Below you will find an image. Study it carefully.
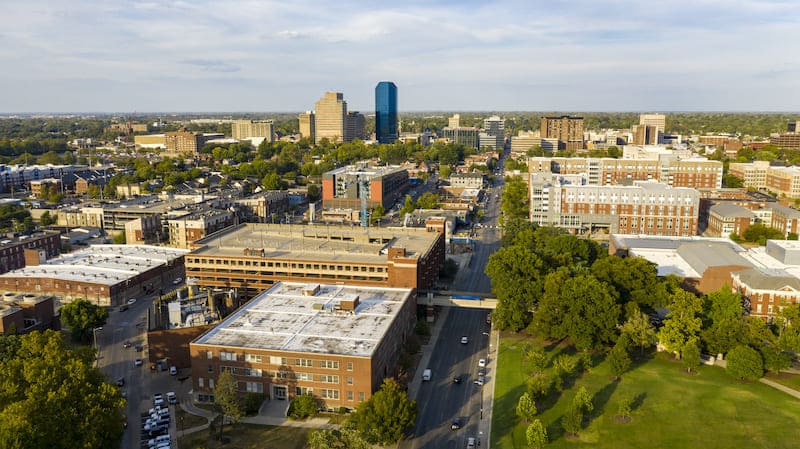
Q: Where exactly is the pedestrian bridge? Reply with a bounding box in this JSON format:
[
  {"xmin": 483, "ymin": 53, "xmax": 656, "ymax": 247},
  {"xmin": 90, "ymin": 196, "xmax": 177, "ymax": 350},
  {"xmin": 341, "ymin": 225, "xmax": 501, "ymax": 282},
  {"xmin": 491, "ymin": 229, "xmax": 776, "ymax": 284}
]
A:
[{"xmin": 417, "ymin": 290, "xmax": 498, "ymax": 309}]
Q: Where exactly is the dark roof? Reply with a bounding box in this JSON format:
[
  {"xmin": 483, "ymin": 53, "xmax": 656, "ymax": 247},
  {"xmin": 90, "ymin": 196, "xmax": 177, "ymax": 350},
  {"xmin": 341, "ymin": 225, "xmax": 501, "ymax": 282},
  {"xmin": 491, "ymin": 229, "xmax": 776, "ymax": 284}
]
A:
[
  {"xmin": 733, "ymin": 268, "xmax": 800, "ymax": 291},
  {"xmin": 677, "ymin": 241, "xmax": 753, "ymax": 275}
]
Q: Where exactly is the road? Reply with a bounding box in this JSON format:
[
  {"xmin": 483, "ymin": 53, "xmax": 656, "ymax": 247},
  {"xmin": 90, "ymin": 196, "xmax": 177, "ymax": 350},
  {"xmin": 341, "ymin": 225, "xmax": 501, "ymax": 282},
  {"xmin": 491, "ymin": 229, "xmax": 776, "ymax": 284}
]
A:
[
  {"xmin": 95, "ymin": 296, "xmax": 152, "ymax": 449},
  {"xmin": 402, "ymin": 308, "xmax": 491, "ymax": 449}
]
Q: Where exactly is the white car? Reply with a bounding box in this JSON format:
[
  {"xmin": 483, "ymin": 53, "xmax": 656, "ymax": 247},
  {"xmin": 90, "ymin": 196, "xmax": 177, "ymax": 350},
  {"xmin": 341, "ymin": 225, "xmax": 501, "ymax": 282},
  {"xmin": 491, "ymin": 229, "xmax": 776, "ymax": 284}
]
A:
[
  {"xmin": 467, "ymin": 437, "xmax": 476, "ymax": 448},
  {"xmin": 172, "ymin": 277, "xmax": 182, "ymax": 285},
  {"xmin": 478, "ymin": 358, "xmax": 487, "ymax": 368},
  {"xmin": 460, "ymin": 336, "xmax": 469, "ymax": 344},
  {"xmin": 127, "ymin": 298, "xmax": 137, "ymax": 305}
]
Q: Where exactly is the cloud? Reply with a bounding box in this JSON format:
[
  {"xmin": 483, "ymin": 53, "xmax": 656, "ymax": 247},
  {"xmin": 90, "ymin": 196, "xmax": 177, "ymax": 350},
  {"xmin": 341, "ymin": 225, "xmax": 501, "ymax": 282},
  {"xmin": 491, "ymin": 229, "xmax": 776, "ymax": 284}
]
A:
[{"xmin": 182, "ymin": 59, "xmax": 241, "ymax": 73}]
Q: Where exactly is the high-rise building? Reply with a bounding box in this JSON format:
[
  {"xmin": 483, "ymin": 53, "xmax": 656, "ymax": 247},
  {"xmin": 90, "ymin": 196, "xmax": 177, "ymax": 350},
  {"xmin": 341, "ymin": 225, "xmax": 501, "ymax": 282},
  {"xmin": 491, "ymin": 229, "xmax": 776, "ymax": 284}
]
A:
[
  {"xmin": 632, "ymin": 124, "xmax": 658, "ymax": 145},
  {"xmin": 346, "ymin": 112, "xmax": 366, "ymax": 142},
  {"xmin": 299, "ymin": 111, "xmax": 315, "ymax": 142},
  {"xmin": 482, "ymin": 115, "xmax": 505, "ymax": 150},
  {"xmin": 314, "ymin": 92, "xmax": 347, "ymax": 144},
  {"xmin": 375, "ymin": 82, "xmax": 398, "ymax": 144},
  {"xmin": 639, "ymin": 113, "xmax": 666, "ymax": 134},
  {"xmin": 231, "ymin": 119, "xmax": 275, "ymax": 144},
  {"xmin": 540, "ymin": 116, "xmax": 584, "ymax": 151},
  {"xmin": 789, "ymin": 121, "xmax": 799, "ymax": 133},
  {"xmin": 448, "ymin": 114, "xmax": 461, "ymax": 128}
]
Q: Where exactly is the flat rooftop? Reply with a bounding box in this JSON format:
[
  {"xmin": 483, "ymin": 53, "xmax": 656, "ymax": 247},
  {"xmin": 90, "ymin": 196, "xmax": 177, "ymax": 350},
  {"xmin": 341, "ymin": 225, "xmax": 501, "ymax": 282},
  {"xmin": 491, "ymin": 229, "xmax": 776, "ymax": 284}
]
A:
[
  {"xmin": 193, "ymin": 282, "xmax": 413, "ymax": 357},
  {"xmin": 0, "ymin": 244, "xmax": 188, "ymax": 286},
  {"xmin": 190, "ymin": 223, "xmax": 439, "ymax": 263},
  {"xmin": 326, "ymin": 164, "xmax": 406, "ymax": 178}
]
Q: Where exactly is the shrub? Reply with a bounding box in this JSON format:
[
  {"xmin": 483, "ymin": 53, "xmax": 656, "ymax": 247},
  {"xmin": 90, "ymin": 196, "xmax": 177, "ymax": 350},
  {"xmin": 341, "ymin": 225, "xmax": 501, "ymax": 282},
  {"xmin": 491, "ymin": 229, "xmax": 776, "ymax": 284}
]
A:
[
  {"xmin": 726, "ymin": 345, "xmax": 764, "ymax": 381},
  {"xmin": 244, "ymin": 393, "xmax": 265, "ymax": 415},
  {"xmin": 289, "ymin": 395, "xmax": 318, "ymax": 419}
]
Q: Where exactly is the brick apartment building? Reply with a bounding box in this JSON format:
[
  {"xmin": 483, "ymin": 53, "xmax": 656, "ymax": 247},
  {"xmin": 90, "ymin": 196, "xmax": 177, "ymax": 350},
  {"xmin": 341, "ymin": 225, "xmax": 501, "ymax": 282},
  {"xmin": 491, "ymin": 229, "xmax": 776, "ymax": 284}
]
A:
[
  {"xmin": 184, "ymin": 223, "xmax": 445, "ymax": 298},
  {"xmin": 540, "ymin": 116, "xmax": 584, "ymax": 151},
  {"xmin": 0, "ymin": 231, "xmax": 61, "ymax": 274},
  {"xmin": 322, "ymin": 164, "xmax": 409, "ymax": 212},
  {"xmin": 167, "ymin": 209, "xmax": 236, "ymax": 249},
  {"xmin": 189, "ymin": 282, "xmax": 416, "ymax": 410},
  {"xmin": 0, "ymin": 293, "xmax": 56, "ymax": 335},
  {"xmin": 530, "ymin": 174, "xmax": 700, "ymax": 236},
  {"xmin": 728, "ymin": 161, "xmax": 800, "ymax": 198},
  {"xmin": 707, "ymin": 203, "xmax": 755, "ymax": 238}
]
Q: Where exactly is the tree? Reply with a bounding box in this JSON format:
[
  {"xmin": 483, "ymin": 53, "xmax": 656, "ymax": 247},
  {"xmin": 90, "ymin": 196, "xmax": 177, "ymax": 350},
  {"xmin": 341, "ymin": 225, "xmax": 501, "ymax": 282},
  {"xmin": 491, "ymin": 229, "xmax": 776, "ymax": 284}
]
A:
[
  {"xmin": 526, "ymin": 419, "xmax": 548, "ymax": 449},
  {"xmin": 399, "ymin": 194, "xmax": 415, "ymax": 218},
  {"xmin": 349, "ymin": 378, "xmax": 417, "ymax": 445},
  {"xmin": 87, "ymin": 184, "xmax": 102, "ymax": 199},
  {"xmin": 290, "ymin": 394, "xmax": 318, "ymax": 419},
  {"xmin": 214, "ymin": 371, "xmax": 242, "ymax": 440},
  {"xmin": 262, "ymin": 172, "xmax": 283, "ymax": 190},
  {"xmin": 726, "ymin": 345, "xmax": 764, "ymax": 381},
  {"xmin": 658, "ymin": 289, "xmax": 703, "ymax": 358},
  {"xmin": 741, "ymin": 223, "xmax": 784, "ymax": 245},
  {"xmin": 523, "ymin": 344, "xmax": 547, "ymax": 373},
  {"xmin": 0, "ymin": 330, "xmax": 125, "ymax": 449},
  {"xmin": 552, "ymin": 354, "xmax": 577, "ymax": 391},
  {"xmin": 572, "ymin": 386, "xmax": 594, "ymax": 415},
  {"xmin": 439, "ymin": 165, "xmax": 452, "ymax": 179},
  {"xmin": 617, "ymin": 395, "xmax": 633, "ymax": 422},
  {"xmin": 486, "ymin": 246, "xmax": 546, "ymax": 331},
  {"xmin": 308, "ymin": 427, "xmax": 370, "ymax": 449},
  {"xmin": 371, "ymin": 203, "xmax": 385, "ymax": 225},
  {"xmin": 681, "ymin": 341, "xmax": 701, "ymax": 373},
  {"xmin": 619, "ymin": 306, "xmax": 657, "ymax": 356},
  {"xmin": 526, "ymin": 372, "xmax": 551, "ymax": 401},
  {"xmin": 416, "ymin": 192, "xmax": 439, "ymax": 209},
  {"xmin": 591, "ymin": 256, "xmax": 667, "ymax": 308},
  {"xmin": 112, "ymin": 232, "xmax": 126, "ymax": 244},
  {"xmin": 39, "ymin": 211, "xmax": 55, "ymax": 226},
  {"xmin": 609, "ymin": 342, "xmax": 632, "ymax": 380},
  {"xmin": 759, "ymin": 344, "xmax": 791, "ymax": 373},
  {"xmin": 561, "ymin": 404, "xmax": 583, "ymax": 436},
  {"xmin": 516, "ymin": 392, "xmax": 537, "ymax": 423},
  {"xmin": 501, "ymin": 175, "xmax": 529, "ymax": 222},
  {"xmin": 59, "ymin": 299, "xmax": 108, "ymax": 343},
  {"xmin": 307, "ymin": 184, "xmax": 321, "ymax": 202}
]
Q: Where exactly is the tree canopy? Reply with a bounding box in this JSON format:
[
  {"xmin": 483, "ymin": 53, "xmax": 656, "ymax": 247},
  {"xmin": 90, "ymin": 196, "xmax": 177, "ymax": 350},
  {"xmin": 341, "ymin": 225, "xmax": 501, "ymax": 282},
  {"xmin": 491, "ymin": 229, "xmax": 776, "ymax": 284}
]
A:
[
  {"xmin": 59, "ymin": 298, "xmax": 108, "ymax": 343},
  {"xmin": 349, "ymin": 378, "xmax": 417, "ymax": 445}
]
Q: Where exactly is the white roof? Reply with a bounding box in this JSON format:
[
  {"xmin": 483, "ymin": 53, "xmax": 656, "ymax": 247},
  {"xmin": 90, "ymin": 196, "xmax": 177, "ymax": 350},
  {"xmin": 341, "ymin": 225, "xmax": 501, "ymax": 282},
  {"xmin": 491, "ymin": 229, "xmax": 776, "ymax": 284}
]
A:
[
  {"xmin": 0, "ymin": 244, "xmax": 188, "ymax": 286},
  {"xmin": 629, "ymin": 248, "xmax": 700, "ymax": 278},
  {"xmin": 194, "ymin": 282, "xmax": 413, "ymax": 357}
]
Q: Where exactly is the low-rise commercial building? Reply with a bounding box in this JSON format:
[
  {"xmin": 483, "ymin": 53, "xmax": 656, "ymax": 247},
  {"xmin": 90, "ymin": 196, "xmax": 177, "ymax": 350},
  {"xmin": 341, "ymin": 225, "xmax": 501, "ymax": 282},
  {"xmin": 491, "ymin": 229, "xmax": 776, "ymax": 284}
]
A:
[
  {"xmin": 0, "ymin": 293, "xmax": 56, "ymax": 335},
  {"xmin": 707, "ymin": 203, "xmax": 755, "ymax": 238},
  {"xmin": 167, "ymin": 209, "xmax": 236, "ymax": 249},
  {"xmin": 185, "ymin": 223, "xmax": 445, "ymax": 297},
  {"xmin": 322, "ymin": 164, "xmax": 408, "ymax": 212},
  {"xmin": 0, "ymin": 231, "xmax": 61, "ymax": 274},
  {"xmin": 189, "ymin": 282, "xmax": 416, "ymax": 410}
]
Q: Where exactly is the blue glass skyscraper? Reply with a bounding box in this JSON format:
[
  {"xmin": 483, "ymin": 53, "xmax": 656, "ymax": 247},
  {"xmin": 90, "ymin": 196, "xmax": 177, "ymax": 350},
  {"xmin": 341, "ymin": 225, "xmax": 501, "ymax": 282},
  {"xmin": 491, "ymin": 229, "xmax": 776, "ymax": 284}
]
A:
[{"xmin": 375, "ymin": 81, "xmax": 398, "ymax": 144}]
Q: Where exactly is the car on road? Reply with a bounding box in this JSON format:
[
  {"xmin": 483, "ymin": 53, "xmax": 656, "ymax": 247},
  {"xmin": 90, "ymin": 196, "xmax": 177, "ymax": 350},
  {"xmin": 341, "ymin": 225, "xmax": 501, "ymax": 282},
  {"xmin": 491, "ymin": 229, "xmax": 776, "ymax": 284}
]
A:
[
  {"xmin": 172, "ymin": 277, "xmax": 182, "ymax": 285},
  {"xmin": 460, "ymin": 336, "xmax": 468, "ymax": 344},
  {"xmin": 167, "ymin": 391, "xmax": 177, "ymax": 404},
  {"xmin": 169, "ymin": 366, "xmax": 177, "ymax": 375},
  {"xmin": 478, "ymin": 358, "xmax": 487, "ymax": 368},
  {"xmin": 127, "ymin": 298, "xmax": 137, "ymax": 305},
  {"xmin": 467, "ymin": 437, "xmax": 476, "ymax": 448},
  {"xmin": 134, "ymin": 358, "xmax": 143, "ymax": 366},
  {"xmin": 474, "ymin": 376, "xmax": 485, "ymax": 386},
  {"xmin": 123, "ymin": 340, "xmax": 132, "ymax": 348},
  {"xmin": 478, "ymin": 368, "xmax": 486, "ymax": 377},
  {"xmin": 118, "ymin": 305, "xmax": 128, "ymax": 312},
  {"xmin": 450, "ymin": 418, "xmax": 462, "ymax": 430},
  {"xmin": 452, "ymin": 375, "xmax": 462, "ymax": 384},
  {"xmin": 115, "ymin": 377, "xmax": 124, "ymax": 387}
]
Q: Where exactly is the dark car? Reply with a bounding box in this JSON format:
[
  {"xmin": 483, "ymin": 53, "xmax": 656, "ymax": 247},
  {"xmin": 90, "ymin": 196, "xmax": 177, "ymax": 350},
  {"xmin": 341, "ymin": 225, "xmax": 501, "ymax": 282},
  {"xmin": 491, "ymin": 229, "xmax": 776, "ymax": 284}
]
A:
[
  {"xmin": 115, "ymin": 377, "xmax": 124, "ymax": 387},
  {"xmin": 123, "ymin": 341, "xmax": 132, "ymax": 348},
  {"xmin": 450, "ymin": 418, "xmax": 462, "ymax": 430},
  {"xmin": 453, "ymin": 375, "xmax": 462, "ymax": 384}
]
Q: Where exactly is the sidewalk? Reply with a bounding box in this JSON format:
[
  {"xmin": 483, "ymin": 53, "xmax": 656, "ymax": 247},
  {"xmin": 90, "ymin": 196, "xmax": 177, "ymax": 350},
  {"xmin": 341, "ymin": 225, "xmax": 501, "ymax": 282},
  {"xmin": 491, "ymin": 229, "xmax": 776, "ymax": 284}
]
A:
[
  {"xmin": 759, "ymin": 378, "xmax": 800, "ymax": 400},
  {"xmin": 407, "ymin": 306, "xmax": 451, "ymax": 401}
]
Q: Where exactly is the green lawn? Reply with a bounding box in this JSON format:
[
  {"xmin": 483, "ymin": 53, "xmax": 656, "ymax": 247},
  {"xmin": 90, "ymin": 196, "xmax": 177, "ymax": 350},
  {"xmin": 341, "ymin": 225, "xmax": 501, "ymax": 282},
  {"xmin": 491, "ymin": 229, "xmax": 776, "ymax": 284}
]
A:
[
  {"xmin": 178, "ymin": 423, "xmax": 310, "ymax": 449},
  {"xmin": 492, "ymin": 333, "xmax": 800, "ymax": 449},
  {"xmin": 765, "ymin": 372, "xmax": 800, "ymax": 391}
]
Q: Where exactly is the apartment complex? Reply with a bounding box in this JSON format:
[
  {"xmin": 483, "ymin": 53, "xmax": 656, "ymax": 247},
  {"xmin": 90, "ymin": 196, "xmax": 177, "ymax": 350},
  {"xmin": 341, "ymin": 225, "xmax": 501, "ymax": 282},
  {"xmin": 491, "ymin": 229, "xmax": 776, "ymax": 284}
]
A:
[
  {"xmin": 729, "ymin": 161, "xmax": 800, "ymax": 198},
  {"xmin": 530, "ymin": 174, "xmax": 700, "ymax": 236},
  {"xmin": 321, "ymin": 164, "xmax": 408, "ymax": 212},
  {"xmin": 638, "ymin": 113, "xmax": 666, "ymax": 134},
  {"xmin": 0, "ymin": 245, "xmax": 187, "ymax": 307},
  {"xmin": 529, "ymin": 156, "xmax": 722, "ymax": 189},
  {"xmin": 707, "ymin": 203, "xmax": 755, "ymax": 238},
  {"xmin": 184, "ymin": 223, "xmax": 445, "ymax": 297},
  {"xmin": 233, "ymin": 191, "xmax": 291, "ymax": 223},
  {"xmin": 480, "ymin": 115, "xmax": 505, "ymax": 150},
  {"xmin": 164, "ymin": 130, "xmax": 220, "ymax": 156},
  {"xmin": 540, "ymin": 116, "xmax": 584, "ymax": 151},
  {"xmin": 770, "ymin": 133, "xmax": 800, "ymax": 149},
  {"xmin": 231, "ymin": 120, "xmax": 275, "ymax": 144},
  {"xmin": 0, "ymin": 164, "xmax": 82, "ymax": 194},
  {"xmin": 0, "ymin": 231, "xmax": 61, "ymax": 274},
  {"xmin": 189, "ymin": 282, "xmax": 416, "ymax": 409},
  {"xmin": 632, "ymin": 125, "xmax": 658, "ymax": 145},
  {"xmin": 375, "ymin": 82, "xmax": 398, "ymax": 144},
  {"xmin": 167, "ymin": 209, "xmax": 236, "ymax": 249}
]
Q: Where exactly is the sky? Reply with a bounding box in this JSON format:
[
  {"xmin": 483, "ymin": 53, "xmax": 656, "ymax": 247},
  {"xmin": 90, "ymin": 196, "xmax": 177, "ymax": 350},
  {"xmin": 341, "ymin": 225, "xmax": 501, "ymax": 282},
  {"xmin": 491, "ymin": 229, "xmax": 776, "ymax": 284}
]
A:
[{"xmin": 1, "ymin": 0, "xmax": 799, "ymax": 113}]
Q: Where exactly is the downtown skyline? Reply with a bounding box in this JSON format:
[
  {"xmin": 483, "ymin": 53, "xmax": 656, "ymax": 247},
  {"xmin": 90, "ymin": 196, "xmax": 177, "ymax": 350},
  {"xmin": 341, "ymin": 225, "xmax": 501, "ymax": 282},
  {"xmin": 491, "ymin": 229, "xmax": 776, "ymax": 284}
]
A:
[{"xmin": 1, "ymin": 0, "xmax": 799, "ymax": 113}]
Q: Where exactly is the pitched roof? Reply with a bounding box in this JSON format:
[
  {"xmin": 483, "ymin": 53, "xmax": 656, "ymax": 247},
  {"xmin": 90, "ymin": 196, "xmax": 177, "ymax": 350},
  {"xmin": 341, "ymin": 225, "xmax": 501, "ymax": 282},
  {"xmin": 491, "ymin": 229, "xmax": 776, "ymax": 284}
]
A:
[
  {"xmin": 677, "ymin": 241, "xmax": 753, "ymax": 275},
  {"xmin": 709, "ymin": 203, "xmax": 754, "ymax": 219},
  {"xmin": 733, "ymin": 267, "xmax": 800, "ymax": 292}
]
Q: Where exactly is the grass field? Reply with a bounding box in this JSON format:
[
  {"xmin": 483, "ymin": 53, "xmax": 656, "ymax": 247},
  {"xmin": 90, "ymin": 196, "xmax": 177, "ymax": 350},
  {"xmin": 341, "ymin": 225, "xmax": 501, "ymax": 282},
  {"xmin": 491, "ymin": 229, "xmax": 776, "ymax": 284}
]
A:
[
  {"xmin": 492, "ymin": 333, "xmax": 800, "ymax": 449},
  {"xmin": 766, "ymin": 372, "xmax": 800, "ymax": 391},
  {"xmin": 177, "ymin": 423, "xmax": 310, "ymax": 449}
]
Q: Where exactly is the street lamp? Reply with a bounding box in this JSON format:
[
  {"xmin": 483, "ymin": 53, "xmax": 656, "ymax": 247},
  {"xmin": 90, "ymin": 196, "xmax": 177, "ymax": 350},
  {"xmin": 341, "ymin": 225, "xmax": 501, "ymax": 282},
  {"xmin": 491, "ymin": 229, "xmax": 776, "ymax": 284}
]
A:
[{"xmin": 92, "ymin": 327, "xmax": 102, "ymax": 366}]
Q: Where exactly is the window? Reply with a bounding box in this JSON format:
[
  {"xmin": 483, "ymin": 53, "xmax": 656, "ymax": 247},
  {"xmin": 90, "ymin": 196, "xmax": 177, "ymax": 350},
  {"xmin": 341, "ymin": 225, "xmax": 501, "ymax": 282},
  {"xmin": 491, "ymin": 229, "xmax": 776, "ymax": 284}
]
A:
[
  {"xmin": 246, "ymin": 354, "xmax": 263, "ymax": 363},
  {"xmin": 270, "ymin": 356, "xmax": 287, "ymax": 365},
  {"xmin": 198, "ymin": 377, "xmax": 204, "ymax": 388},
  {"xmin": 320, "ymin": 360, "xmax": 339, "ymax": 369},
  {"xmin": 321, "ymin": 389, "xmax": 340, "ymax": 399},
  {"xmin": 296, "ymin": 387, "xmax": 313, "ymax": 395},
  {"xmin": 347, "ymin": 377, "xmax": 353, "ymax": 385},
  {"xmin": 208, "ymin": 365, "xmax": 214, "ymax": 373},
  {"xmin": 358, "ymin": 392, "xmax": 365, "ymax": 402},
  {"xmin": 209, "ymin": 379, "xmax": 215, "ymax": 389},
  {"xmin": 296, "ymin": 372, "xmax": 313, "ymax": 381},
  {"xmin": 346, "ymin": 362, "xmax": 353, "ymax": 371},
  {"xmin": 347, "ymin": 391, "xmax": 354, "ymax": 401},
  {"xmin": 246, "ymin": 382, "xmax": 264, "ymax": 393},
  {"xmin": 220, "ymin": 351, "xmax": 237, "ymax": 361},
  {"xmin": 319, "ymin": 375, "xmax": 339, "ymax": 384},
  {"xmin": 295, "ymin": 358, "xmax": 313, "ymax": 367}
]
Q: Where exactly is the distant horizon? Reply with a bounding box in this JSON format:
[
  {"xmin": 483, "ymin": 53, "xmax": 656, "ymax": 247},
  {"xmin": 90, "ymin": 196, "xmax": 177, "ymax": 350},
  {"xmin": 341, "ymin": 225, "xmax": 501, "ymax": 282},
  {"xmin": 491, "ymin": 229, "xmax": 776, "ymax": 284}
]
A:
[
  {"xmin": 2, "ymin": 110, "xmax": 799, "ymax": 116},
  {"xmin": 1, "ymin": 1, "xmax": 798, "ymax": 112}
]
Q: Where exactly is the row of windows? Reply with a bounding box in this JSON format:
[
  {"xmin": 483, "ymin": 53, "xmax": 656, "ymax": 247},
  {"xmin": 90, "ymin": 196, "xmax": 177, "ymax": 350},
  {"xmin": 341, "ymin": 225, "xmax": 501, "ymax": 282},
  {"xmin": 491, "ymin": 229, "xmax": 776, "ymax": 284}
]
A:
[
  {"xmin": 206, "ymin": 351, "xmax": 350, "ymax": 370},
  {"xmin": 221, "ymin": 366, "xmax": 263, "ymax": 377},
  {"xmin": 187, "ymin": 257, "xmax": 387, "ymax": 273}
]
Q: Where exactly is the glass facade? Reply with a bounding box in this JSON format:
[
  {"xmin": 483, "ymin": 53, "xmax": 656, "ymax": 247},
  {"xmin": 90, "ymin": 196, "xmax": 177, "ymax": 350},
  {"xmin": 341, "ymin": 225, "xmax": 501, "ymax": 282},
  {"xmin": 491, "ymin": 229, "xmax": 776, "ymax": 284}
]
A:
[{"xmin": 375, "ymin": 81, "xmax": 398, "ymax": 144}]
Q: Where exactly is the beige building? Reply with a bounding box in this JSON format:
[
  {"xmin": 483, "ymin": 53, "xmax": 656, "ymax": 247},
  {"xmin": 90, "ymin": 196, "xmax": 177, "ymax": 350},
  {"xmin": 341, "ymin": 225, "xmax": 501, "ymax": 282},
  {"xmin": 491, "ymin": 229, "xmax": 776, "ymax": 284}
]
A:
[
  {"xmin": 232, "ymin": 120, "xmax": 275, "ymax": 144},
  {"xmin": 116, "ymin": 183, "xmax": 143, "ymax": 198},
  {"xmin": 540, "ymin": 116, "xmax": 584, "ymax": 151},
  {"xmin": 167, "ymin": 209, "xmax": 236, "ymax": 249},
  {"xmin": 314, "ymin": 92, "xmax": 347, "ymax": 144},
  {"xmin": 125, "ymin": 215, "xmax": 163, "ymax": 245},
  {"xmin": 729, "ymin": 162, "xmax": 800, "ymax": 198},
  {"xmin": 134, "ymin": 134, "xmax": 166, "ymax": 149},
  {"xmin": 299, "ymin": 111, "xmax": 315, "ymax": 142},
  {"xmin": 510, "ymin": 130, "xmax": 541, "ymax": 154},
  {"xmin": 638, "ymin": 113, "xmax": 666, "ymax": 134},
  {"xmin": 728, "ymin": 161, "xmax": 769, "ymax": 190}
]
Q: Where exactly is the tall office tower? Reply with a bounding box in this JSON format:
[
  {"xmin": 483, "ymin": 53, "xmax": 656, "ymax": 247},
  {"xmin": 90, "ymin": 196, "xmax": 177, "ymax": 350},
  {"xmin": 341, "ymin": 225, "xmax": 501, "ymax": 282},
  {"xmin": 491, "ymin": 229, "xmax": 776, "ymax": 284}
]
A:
[
  {"xmin": 375, "ymin": 81, "xmax": 398, "ymax": 144},
  {"xmin": 789, "ymin": 121, "xmax": 799, "ymax": 133},
  {"xmin": 299, "ymin": 111, "xmax": 315, "ymax": 142},
  {"xmin": 639, "ymin": 113, "xmax": 666, "ymax": 134},
  {"xmin": 346, "ymin": 112, "xmax": 366, "ymax": 141},
  {"xmin": 540, "ymin": 115, "xmax": 584, "ymax": 151},
  {"xmin": 632, "ymin": 124, "xmax": 658, "ymax": 145},
  {"xmin": 483, "ymin": 115, "xmax": 505, "ymax": 150},
  {"xmin": 232, "ymin": 119, "xmax": 275, "ymax": 143},
  {"xmin": 314, "ymin": 92, "xmax": 347, "ymax": 144},
  {"xmin": 448, "ymin": 114, "xmax": 461, "ymax": 128}
]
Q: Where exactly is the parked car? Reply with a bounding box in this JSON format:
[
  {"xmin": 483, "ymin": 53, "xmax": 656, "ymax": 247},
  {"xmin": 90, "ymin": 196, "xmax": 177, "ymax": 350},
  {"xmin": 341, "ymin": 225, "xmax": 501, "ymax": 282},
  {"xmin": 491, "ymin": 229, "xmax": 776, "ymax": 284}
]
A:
[
  {"xmin": 172, "ymin": 277, "xmax": 182, "ymax": 285},
  {"xmin": 450, "ymin": 418, "xmax": 462, "ymax": 430},
  {"xmin": 115, "ymin": 377, "xmax": 124, "ymax": 387},
  {"xmin": 127, "ymin": 298, "xmax": 137, "ymax": 305},
  {"xmin": 474, "ymin": 376, "xmax": 485, "ymax": 386},
  {"xmin": 467, "ymin": 437, "xmax": 476, "ymax": 448},
  {"xmin": 460, "ymin": 336, "xmax": 469, "ymax": 344},
  {"xmin": 134, "ymin": 358, "xmax": 143, "ymax": 367},
  {"xmin": 167, "ymin": 391, "xmax": 177, "ymax": 404},
  {"xmin": 478, "ymin": 358, "xmax": 487, "ymax": 368},
  {"xmin": 452, "ymin": 375, "xmax": 462, "ymax": 384},
  {"xmin": 123, "ymin": 341, "xmax": 132, "ymax": 348},
  {"xmin": 169, "ymin": 366, "xmax": 177, "ymax": 375}
]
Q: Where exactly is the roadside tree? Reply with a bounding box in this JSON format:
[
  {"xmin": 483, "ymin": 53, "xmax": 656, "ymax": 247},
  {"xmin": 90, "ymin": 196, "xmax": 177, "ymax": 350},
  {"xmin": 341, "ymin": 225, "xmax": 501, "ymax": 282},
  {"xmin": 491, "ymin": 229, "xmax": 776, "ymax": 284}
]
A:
[
  {"xmin": 349, "ymin": 378, "xmax": 417, "ymax": 445},
  {"xmin": 59, "ymin": 298, "xmax": 108, "ymax": 343}
]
